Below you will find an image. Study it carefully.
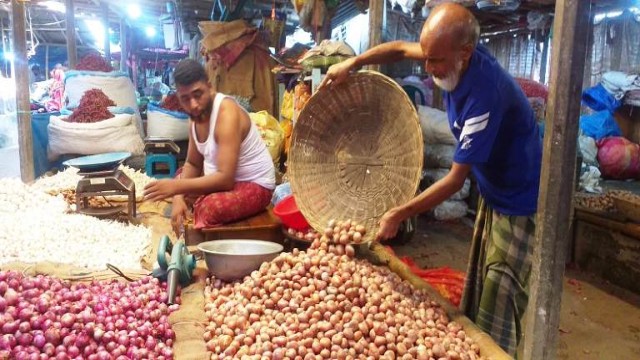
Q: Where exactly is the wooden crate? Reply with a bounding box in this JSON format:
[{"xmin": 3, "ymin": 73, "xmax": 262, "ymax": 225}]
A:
[{"xmin": 184, "ymin": 208, "xmax": 284, "ymax": 246}]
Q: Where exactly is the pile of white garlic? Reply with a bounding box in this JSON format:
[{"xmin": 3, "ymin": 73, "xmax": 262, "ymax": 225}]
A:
[
  {"xmin": 0, "ymin": 179, "xmax": 152, "ymax": 270},
  {"xmin": 0, "ymin": 179, "xmax": 68, "ymax": 214},
  {"xmin": 32, "ymin": 165, "xmax": 155, "ymax": 201}
]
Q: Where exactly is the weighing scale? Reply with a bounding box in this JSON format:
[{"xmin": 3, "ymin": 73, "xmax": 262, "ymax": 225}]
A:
[
  {"xmin": 144, "ymin": 137, "xmax": 180, "ymax": 178},
  {"xmin": 63, "ymin": 152, "xmax": 136, "ymax": 220}
]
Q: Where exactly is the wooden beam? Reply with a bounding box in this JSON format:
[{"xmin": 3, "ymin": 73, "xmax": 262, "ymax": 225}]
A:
[
  {"xmin": 120, "ymin": 19, "xmax": 128, "ymax": 73},
  {"xmin": 522, "ymin": 0, "xmax": 592, "ymax": 359},
  {"xmin": 11, "ymin": 0, "xmax": 35, "ymax": 183},
  {"xmin": 65, "ymin": 0, "xmax": 77, "ymax": 68},
  {"xmin": 366, "ymin": 0, "xmax": 384, "ymax": 72}
]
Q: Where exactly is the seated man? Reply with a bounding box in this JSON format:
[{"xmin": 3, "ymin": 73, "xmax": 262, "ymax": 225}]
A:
[{"xmin": 143, "ymin": 59, "xmax": 275, "ymax": 236}]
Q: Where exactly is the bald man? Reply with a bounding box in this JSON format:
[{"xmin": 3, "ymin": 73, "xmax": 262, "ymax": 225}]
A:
[{"xmin": 320, "ymin": 3, "xmax": 541, "ymax": 356}]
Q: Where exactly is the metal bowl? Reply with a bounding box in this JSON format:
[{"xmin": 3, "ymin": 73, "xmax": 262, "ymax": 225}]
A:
[{"xmin": 197, "ymin": 240, "xmax": 284, "ymax": 281}]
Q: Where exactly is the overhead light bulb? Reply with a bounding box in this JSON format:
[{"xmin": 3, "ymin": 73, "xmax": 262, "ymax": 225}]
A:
[
  {"xmin": 127, "ymin": 4, "xmax": 142, "ymax": 19},
  {"xmin": 145, "ymin": 26, "xmax": 156, "ymax": 38}
]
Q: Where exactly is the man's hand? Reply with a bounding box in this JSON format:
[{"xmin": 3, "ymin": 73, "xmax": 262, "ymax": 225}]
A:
[
  {"xmin": 318, "ymin": 58, "xmax": 356, "ymax": 89},
  {"xmin": 171, "ymin": 197, "xmax": 190, "ymax": 237},
  {"xmin": 143, "ymin": 179, "xmax": 178, "ymax": 202},
  {"xmin": 376, "ymin": 208, "xmax": 406, "ymax": 241}
]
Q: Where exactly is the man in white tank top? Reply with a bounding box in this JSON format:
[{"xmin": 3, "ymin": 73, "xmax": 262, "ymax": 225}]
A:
[{"xmin": 144, "ymin": 59, "xmax": 275, "ymax": 235}]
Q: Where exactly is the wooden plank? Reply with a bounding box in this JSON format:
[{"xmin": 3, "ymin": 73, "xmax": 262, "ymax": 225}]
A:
[
  {"xmin": 11, "ymin": 0, "xmax": 35, "ymax": 183},
  {"xmin": 366, "ymin": 0, "xmax": 384, "ymax": 72},
  {"xmin": 65, "ymin": 0, "xmax": 77, "ymax": 68},
  {"xmin": 522, "ymin": 0, "xmax": 592, "ymax": 359},
  {"xmin": 575, "ymin": 210, "xmax": 640, "ymax": 239},
  {"xmin": 573, "ymin": 220, "xmax": 640, "ymax": 295}
]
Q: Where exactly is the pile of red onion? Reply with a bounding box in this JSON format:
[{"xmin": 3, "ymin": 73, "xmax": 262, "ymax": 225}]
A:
[{"xmin": 0, "ymin": 271, "xmax": 179, "ymax": 359}]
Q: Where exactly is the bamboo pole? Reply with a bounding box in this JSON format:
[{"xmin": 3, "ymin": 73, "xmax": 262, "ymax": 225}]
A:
[
  {"xmin": 120, "ymin": 20, "xmax": 128, "ymax": 73},
  {"xmin": 65, "ymin": 0, "xmax": 77, "ymax": 68},
  {"xmin": 102, "ymin": 1, "xmax": 110, "ymax": 62},
  {"xmin": 11, "ymin": 0, "xmax": 34, "ymax": 183}
]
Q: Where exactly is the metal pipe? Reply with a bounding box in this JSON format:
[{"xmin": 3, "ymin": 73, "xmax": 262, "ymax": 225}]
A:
[{"xmin": 65, "ymin": 0, "xmax": 77, "ymax": 68}]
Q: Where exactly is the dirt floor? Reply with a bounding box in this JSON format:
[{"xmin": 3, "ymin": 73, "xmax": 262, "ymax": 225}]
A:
[{"xmin": 392, "ymin": 216, "xmax": 640, "ymax": 360}]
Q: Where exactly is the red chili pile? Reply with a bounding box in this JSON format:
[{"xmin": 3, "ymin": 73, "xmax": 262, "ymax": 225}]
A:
[
  {"xmin": 514, "ymin": 77, "xmax": 549, "ymax": 101},
  {"xmin": 160, "ymin": 94, "xmax": 185, "ymax": 113},
  {"xmin": 67, "ymin": 89, "xmax": 116, "ymax": 123},
  {"xmin": 76, "ymin": 54, "xmax": 113, "ymax": 72},
  {"xmin": 0, "ymin": 271, "xmax": 178, "ymax": 359},
  {"xmin": 400, "ymin": 258, "xmax": 465, "ymax": 307}
]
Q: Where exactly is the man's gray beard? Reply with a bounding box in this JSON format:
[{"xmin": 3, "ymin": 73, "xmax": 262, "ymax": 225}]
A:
[{"xmin": 433, "ymin": 60, "xmax": 463, "ymax": 92}]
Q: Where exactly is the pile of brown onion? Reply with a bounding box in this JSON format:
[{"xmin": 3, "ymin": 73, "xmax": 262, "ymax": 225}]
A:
[{"xmin": 204, "ymin": 220, "xmax": 483, "ymax": 359}]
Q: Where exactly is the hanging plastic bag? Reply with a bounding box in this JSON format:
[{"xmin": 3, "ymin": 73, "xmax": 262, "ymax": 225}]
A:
[
  {"xmin": 249, "ymin": 111, "xmax": 285, "ymax": 165},
  {"xmin": 579, "ymin": 111, "xmax": 622, "ymax": 141}
]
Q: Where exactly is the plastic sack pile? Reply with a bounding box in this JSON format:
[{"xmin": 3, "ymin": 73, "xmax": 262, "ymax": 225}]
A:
[{"xmin": 418, "ymin": 105, "xmax": 470, "ymax": 220}]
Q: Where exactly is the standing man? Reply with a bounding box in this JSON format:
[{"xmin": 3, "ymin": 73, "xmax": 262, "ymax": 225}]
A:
[
  {"xmin": 144, "ymin": 59, "xmax": 275, "ymax": 236},
  {"xmin": 320, "ymin": 3, "xmax": 541, "ymax": 356}
]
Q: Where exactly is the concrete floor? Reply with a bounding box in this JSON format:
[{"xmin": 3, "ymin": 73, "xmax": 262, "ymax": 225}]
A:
[{"xmin": 391, "ymin": 216, "xmax": 640, "ymax": 360}]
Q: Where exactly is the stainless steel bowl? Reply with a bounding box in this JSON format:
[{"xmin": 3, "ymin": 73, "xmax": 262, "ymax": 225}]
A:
[{"xmin": 197, "ymin": 240, "xmax": 284, "ymax": 281}]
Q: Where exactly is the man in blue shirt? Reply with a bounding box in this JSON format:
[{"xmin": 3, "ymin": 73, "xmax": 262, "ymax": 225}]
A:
[{"xmin": 320, "ymin": 3, "xmax": 541, "ymax": 356}]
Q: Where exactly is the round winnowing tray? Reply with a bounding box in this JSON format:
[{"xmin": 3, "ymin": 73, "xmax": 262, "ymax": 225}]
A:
[{"xmin": 288, "ymin": 71, "xmax": 424, "ymax": 241}]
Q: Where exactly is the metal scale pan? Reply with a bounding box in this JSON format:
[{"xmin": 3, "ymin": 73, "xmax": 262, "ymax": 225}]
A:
[{"xmin": 63, "ymin": 152, "xmax": 136, "ymax": 219}]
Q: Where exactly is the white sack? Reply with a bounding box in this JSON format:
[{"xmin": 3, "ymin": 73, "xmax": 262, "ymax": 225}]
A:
[
  {"xmin": 422, "ymin": 168, "xmax": 470, "ymax": 200},
  {"xmin": 146, "ymin": 105, "xmax": 190, "ymax": 141},
  {"xmin": 417, "ymin": 105, "xmax": 457, "ymax": 145},
  {"xmin": 47, "ymin": 114, "xmax": 144, "ymax": 160},
  {"xmin": 433, "ymin": 200, "xmax": 469, "ymax": 221},
  {"xmin": 424, "ymin": 144, "xmax": 456, "ymax": 168},
  {"xmin": 64, "ymin": 70, "xmax": 137, "ymax": 110}
]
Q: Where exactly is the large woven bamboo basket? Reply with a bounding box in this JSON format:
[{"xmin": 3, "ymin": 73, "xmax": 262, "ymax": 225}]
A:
[{"xmin": 288, "ymin": 71, "xmax": 424, "ymax": 241}]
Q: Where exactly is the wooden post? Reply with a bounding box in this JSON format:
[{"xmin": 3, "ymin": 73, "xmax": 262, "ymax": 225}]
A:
[
  {"xmin": 120, "ymin": 20, "xmax": 128, "ymax": 73},
  {"xmin": 11, "ymin": 0, "xmax": 35, "ymax": 182},
  {"xmin": 367, "ymin": 0, "xmax": 384, "ymax": 72},
  {"xmin": 65, "ymin": 0, "xmax": 77, "ymax": 68},
  {"xmin": 102, "ymin": 2, "xmax": 110, "ymax": 62},
  {"xmin": 522, "ymin": 1, "xmax": 591, "ymax": 359}
]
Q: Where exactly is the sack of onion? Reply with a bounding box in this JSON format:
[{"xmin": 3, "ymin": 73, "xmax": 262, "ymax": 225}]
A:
[{"xmin": 203, "ymin": 219, "xmax": 484, "ymax": 359}]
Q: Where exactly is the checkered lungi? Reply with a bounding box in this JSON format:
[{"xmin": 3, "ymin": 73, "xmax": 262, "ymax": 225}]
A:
[{"xmin": 460, "ymin": 196, "xmax": 536, "ymax": 357}]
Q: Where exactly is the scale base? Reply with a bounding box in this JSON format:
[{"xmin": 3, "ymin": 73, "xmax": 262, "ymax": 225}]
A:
[
  {"xmin": 76, "ymin": 169, "xmax": 137, "ymax": 222},
  {"xmin": 77, "ymin": 205, "xmax": 126, "ymax": 217}
]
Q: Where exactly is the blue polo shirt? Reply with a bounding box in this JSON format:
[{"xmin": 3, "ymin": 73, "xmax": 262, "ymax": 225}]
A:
[{"xmin": 443, "ymin": 45, "xmax": 542, "ymax": 216}]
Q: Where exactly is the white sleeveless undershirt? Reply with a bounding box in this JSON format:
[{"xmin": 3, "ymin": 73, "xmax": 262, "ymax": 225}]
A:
[{"xmin": 192, "ymin": 93, "xmax": 275, "ymax": 190}]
